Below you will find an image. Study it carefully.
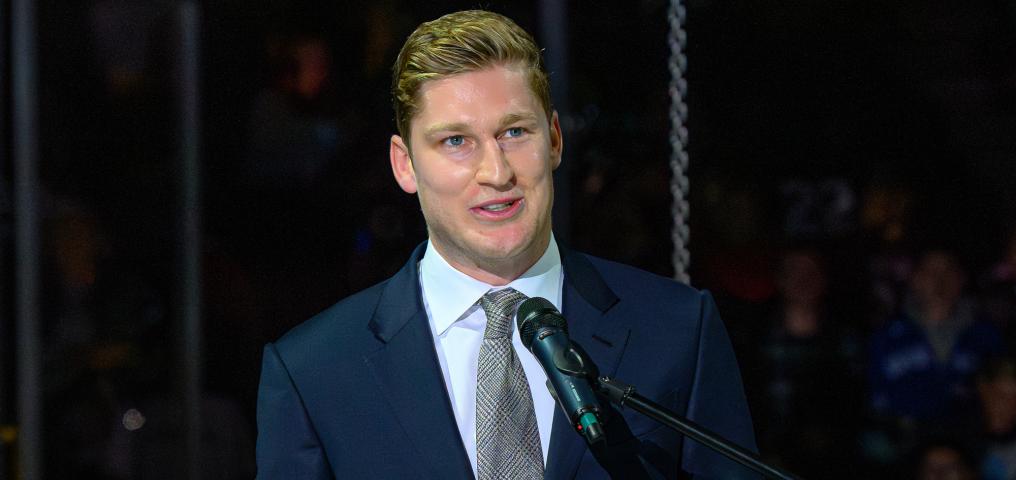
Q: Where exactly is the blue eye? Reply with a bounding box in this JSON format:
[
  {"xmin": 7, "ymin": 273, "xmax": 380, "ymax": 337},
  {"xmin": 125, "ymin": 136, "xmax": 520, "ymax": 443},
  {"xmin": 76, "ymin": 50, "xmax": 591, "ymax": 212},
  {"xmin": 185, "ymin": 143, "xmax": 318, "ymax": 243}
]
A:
[
  {"xmin": 444, "ymin": 135, "xmax": 465, "ymax": 147},
  {"xmin": 505, "ymin": 127, "xmax": 524, "ymax": 138}
]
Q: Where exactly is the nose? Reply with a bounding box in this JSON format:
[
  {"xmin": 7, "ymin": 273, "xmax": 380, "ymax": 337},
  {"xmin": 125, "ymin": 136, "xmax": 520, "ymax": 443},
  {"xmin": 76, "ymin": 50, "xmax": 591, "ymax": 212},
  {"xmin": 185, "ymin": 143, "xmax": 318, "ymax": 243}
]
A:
[{"xmin": 475, "ymin": 138, "xmax": 515, "ymax": 189}]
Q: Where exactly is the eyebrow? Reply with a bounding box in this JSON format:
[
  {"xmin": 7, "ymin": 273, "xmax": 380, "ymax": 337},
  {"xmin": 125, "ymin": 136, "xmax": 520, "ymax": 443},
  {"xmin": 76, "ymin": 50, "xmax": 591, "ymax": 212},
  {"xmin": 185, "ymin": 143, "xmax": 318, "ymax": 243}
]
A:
[
  {"xmin": 499, "ymin": 112, "xmax": 539, "ymax": 128},
  {"xmin": 423, "ymin": 122, "xmax": 470, "ymax": 139}
]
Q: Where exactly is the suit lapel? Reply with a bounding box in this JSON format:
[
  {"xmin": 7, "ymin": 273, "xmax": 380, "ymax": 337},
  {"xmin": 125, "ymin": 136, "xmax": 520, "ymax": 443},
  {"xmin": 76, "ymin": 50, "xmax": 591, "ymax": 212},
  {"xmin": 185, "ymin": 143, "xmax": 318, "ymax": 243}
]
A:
[
  {"xmin": 363, "ymin": 244, "xmax": 474, "ymax": 480},
  {"xmin": 545, "ymin": 248, "xmax": 631, "ymax": 480}
]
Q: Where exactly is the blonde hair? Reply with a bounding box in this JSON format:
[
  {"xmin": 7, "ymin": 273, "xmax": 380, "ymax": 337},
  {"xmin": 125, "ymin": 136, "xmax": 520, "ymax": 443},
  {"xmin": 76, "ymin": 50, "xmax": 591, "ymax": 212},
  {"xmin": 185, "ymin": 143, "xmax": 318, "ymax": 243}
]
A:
[{"xmin": 391, "ymin": 10, "xmax": 552, "ymax": 141}]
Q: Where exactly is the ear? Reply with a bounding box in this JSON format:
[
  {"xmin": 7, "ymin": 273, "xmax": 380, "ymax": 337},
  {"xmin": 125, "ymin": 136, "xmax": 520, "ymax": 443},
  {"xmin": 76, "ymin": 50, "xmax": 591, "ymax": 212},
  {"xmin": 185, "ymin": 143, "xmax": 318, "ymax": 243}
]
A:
[
  {"xmin": 549, "ymin": 110, "xmax": 564, "ymax": 170},
  {"xmin": 390, "ymin": 134, "xmax": 417, "ymax": 194}
]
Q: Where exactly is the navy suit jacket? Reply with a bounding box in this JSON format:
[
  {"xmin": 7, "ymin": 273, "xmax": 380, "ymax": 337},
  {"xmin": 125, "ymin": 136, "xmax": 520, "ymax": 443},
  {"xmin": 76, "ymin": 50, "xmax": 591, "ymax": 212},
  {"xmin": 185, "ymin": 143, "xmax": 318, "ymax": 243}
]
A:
[{"xmin": 256, "ymin": 244, "xmax": 759, "ymax": 479}]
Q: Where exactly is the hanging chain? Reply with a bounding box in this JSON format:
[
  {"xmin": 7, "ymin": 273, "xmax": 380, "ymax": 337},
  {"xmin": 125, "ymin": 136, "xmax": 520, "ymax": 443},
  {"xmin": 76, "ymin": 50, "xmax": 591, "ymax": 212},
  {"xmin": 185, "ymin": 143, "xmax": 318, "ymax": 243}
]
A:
[{"xmin": 668, "ymin": 0, "xmax": 691, "ymax": 283}]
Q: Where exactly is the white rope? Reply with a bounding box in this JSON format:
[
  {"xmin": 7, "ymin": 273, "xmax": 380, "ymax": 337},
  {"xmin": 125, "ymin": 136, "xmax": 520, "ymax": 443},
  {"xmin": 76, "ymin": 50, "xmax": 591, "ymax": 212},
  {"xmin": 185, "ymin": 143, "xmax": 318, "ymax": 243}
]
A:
[{"xmin": 668, "ymin": 0, "xmax": 691, "ymax": 283}]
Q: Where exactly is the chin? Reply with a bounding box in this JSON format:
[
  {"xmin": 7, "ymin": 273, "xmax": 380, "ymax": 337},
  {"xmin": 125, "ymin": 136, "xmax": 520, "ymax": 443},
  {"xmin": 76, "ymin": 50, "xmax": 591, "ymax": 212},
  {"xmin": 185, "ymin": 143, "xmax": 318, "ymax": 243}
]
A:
[
  {"xmin": 472, "ymin": 240, "xmax": 527, "ymax": 262},
  {"xmin": 476, "ymin": 227, "xmax": 537, "ymax": 257}
]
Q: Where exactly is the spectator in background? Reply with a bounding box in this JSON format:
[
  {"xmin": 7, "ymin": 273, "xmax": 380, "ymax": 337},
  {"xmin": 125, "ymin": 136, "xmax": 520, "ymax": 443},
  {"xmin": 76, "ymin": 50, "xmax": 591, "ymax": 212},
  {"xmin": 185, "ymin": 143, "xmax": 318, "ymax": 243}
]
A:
[
  {"xmin": 861, "ymin": 184, "xmax": 916, "ymax": 331},
  {"xmin": 869, "ymin": 248, "xmax": 1005, "ymax": 429},
  {"xmin": 971, "ymin": 357, "xmax": 1016, "ymax": 480},
  {"xmin": 234, "ymin": 32, "xmax": 359, "ymax": 312},
  {"xmin": 42, "ymin": 201, "xmax": 256, "ymax": 479},
  {"xmin": 751, "ymin": 248, "xmax": 864, "ymax": 479},
  {"xmin": 913, "ymin": 440, "xmax": 979, "ymax": 480},
  {"xmin": 245, "ymin": 33, "xmax": 340, "ymax": 191}
]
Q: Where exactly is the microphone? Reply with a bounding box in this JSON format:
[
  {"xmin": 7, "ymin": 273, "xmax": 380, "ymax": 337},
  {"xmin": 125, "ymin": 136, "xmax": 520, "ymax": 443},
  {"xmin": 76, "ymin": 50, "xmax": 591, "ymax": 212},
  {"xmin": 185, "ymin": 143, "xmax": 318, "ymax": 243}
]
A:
[{"xmin": 516, "ymin": 297, "xmax": 605, "ymax": 444}]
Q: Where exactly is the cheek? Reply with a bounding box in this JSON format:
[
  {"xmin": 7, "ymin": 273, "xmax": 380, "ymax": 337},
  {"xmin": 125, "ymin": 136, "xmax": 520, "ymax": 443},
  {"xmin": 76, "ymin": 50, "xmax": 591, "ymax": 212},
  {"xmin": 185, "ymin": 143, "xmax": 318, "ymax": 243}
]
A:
[
  {"xmin": 416, "ymin": 160, "xmax": 476, "ymax": 199},
  {"xmin": 521, "ymin": 149, "xmax": 555, "ymax": 186}
]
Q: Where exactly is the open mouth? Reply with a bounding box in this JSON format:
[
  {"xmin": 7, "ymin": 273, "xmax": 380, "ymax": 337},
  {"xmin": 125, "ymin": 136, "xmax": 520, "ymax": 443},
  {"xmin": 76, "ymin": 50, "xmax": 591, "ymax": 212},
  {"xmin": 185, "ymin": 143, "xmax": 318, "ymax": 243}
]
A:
[
  {"xmin": 472, "ymin": 198, "xmax": 523, "ymax": 219},
  {"xmin": 480, "ymin": 201, "xmax": 516, "ymax": 212}
]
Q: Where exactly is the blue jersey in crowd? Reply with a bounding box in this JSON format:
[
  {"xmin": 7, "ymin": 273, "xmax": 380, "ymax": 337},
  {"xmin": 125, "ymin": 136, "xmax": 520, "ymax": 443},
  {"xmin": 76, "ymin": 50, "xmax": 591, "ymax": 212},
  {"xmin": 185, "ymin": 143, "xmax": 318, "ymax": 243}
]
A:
[{"xmin": 869, "ymin": 313, "xmax": 1005, "ymax": 421}]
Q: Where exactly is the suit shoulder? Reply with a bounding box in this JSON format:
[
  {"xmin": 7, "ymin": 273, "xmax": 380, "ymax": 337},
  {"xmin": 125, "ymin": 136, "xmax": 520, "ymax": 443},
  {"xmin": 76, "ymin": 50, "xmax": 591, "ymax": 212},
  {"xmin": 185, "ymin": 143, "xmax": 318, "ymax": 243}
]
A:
[
  {"xmin": 582, "ymin": 253, "xmax": 706, "ymax": 306},
  {"xmin": 273, "ymin": 279, "xmax": 389, "ymax": 354}
]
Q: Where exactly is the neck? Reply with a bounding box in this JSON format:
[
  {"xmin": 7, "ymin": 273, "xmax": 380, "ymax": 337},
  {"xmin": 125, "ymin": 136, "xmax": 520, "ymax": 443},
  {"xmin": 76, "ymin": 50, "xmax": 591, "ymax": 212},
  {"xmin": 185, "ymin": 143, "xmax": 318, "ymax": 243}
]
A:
[{"xmin": 431, "ymin": 234, "xmax": 551, "ymax": 287}]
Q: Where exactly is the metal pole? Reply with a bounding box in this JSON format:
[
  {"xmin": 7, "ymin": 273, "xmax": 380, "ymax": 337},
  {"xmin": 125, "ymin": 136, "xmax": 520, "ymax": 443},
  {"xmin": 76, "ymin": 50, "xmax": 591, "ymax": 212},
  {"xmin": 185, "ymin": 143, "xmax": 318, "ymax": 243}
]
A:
[
  {"xmin": 176, "ymin": 3, "xmax": 203, "ymax": 479},
  {"xmin": 539, "ymin": 0, "xmax": 572, "ymax": 244},
  {"xmin": 1, "ymin": 0, "xmax": 10, "ymax": 476},
  {"xmin": 11, "ymin": 0, "xmax": 43, "ymax": 476},
  {"xmin": 1, "ymin": 0, "xmax": 8, "ymax": 431}
]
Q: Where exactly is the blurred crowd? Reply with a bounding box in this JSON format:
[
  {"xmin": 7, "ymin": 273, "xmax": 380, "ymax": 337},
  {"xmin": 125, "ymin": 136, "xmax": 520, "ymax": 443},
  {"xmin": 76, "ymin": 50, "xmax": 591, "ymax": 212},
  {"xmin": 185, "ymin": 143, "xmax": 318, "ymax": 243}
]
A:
[{"xmin": 707, "ymin": 230, "xmax": 1016, "ymax": 480}]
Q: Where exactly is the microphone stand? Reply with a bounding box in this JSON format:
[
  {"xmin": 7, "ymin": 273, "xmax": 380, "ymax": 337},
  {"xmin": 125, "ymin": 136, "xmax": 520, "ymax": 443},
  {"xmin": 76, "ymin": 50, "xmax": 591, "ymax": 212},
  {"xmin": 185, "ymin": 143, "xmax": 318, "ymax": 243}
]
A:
[
  {"xmin": 544, "ymin": 335, "xmax": 803, "ymax": 479},
  {"xmin": 596, "ymin": 376, "xmax": 803, "ymax": 480}
]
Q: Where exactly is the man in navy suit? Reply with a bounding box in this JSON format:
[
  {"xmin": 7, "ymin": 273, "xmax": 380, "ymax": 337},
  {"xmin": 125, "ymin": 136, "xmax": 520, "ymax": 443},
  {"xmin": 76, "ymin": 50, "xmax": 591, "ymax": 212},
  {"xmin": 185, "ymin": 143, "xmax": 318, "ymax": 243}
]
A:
[{"xmin": 256, "ymin": 10, "xmax": 758, "ymax": 479}]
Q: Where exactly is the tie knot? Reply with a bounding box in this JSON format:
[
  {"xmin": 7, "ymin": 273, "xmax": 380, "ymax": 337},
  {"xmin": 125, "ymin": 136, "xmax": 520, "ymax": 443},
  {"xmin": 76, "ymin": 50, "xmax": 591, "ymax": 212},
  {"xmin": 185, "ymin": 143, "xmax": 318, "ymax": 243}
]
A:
[{"xmin": 480, "ymin": 288, "xmax": 528, "ymax": 339}]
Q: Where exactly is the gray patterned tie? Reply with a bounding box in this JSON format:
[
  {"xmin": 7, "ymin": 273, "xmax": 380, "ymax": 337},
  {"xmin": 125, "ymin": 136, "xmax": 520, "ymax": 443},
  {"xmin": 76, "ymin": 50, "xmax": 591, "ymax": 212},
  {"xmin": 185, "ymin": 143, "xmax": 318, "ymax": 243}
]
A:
[{"xmin": 476, "ymin": 288, "xmax": 544, "ymax": 480}]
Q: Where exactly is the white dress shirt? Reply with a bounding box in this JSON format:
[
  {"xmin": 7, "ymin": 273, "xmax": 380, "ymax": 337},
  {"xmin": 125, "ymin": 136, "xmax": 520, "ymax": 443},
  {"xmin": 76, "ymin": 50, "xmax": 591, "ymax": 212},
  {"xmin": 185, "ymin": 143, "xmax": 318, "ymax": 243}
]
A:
[{"xmin": 419, "ymin": 236, "xmax": 563, "ymax": 477}]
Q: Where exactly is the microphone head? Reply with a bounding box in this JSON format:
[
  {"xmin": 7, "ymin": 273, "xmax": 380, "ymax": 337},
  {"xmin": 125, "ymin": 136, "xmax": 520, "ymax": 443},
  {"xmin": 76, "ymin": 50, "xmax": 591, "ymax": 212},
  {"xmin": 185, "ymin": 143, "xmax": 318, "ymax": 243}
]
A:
[{"xmin": 516, "ymin": 297, "xmax": 567, "ymax": 349}]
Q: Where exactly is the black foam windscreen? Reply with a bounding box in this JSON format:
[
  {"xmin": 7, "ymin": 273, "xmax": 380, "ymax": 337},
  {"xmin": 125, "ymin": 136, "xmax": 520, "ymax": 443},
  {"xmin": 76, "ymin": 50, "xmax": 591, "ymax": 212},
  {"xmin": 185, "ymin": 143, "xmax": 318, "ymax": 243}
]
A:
[{"xmin": 516, "ymin": 297, "xmax": 567, "ymax": 349}]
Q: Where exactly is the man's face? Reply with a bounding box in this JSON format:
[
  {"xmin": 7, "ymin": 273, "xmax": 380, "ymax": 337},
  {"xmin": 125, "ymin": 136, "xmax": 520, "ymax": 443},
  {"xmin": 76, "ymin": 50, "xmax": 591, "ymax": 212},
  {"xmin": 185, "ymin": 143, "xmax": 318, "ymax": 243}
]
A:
[
  {"xmin": 390, "ymin": 64, "xmax": 562, "ymax": 283},
  {"xmin": 912, "ymin": 251, "xmax": 966, "ymax": 309}
]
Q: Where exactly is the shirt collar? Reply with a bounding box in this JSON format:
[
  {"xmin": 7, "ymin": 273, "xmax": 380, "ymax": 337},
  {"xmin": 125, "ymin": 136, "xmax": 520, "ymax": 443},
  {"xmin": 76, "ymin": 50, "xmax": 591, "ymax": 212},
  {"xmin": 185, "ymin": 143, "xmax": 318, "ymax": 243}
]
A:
[{"xmin": 419, "ymin": 234, "xmax": 563, "ymax": 336}]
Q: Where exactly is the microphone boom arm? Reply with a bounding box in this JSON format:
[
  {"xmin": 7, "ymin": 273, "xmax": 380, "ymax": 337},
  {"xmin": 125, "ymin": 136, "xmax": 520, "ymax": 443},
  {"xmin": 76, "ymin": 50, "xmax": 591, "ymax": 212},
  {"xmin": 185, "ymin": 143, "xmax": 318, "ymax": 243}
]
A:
[{"xmin": 596, "ymin": 377, "xmax": 802, "ymax": 480}]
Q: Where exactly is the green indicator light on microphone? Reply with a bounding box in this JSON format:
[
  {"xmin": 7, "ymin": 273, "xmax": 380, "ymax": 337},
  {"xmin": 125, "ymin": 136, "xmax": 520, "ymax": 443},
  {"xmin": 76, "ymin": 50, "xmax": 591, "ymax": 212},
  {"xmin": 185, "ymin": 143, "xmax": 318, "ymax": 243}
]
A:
[{"xmin": 578, "ymin": 412, "xmax": 605, "ymax": 444}]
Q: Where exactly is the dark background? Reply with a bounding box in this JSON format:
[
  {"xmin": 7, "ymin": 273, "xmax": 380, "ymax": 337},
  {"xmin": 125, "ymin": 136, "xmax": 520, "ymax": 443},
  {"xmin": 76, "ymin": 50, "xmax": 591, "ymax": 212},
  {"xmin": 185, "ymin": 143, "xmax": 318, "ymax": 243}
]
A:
[{"xmin": 3, "ymin": 0, "xmax": 1015, "ymax": 478}]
